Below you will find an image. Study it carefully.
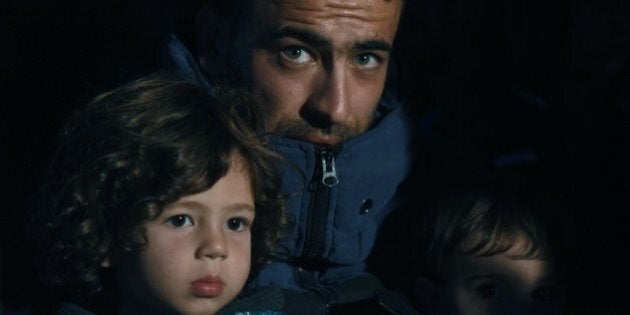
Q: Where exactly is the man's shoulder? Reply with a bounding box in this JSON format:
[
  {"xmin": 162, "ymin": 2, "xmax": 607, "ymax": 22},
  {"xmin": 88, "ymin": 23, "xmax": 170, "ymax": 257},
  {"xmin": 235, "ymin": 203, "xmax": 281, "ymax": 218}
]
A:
[{"xmin": 157, "ymin": 33, "xmax": 213, "ymax": 91}]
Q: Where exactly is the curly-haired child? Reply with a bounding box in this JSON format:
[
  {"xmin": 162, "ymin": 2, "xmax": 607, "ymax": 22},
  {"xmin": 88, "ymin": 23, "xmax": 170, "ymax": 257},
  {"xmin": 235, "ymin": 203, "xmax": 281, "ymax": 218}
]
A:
[{"xmin": 28, "ymin": 72, "xmax": 286, "ymax": 315}]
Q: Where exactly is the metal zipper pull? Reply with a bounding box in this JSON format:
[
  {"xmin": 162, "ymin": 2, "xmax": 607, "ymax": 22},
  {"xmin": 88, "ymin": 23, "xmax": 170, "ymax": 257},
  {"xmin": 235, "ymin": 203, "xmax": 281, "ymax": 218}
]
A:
[{"xmin": 321, "ymin": 148, "xmax": 339, "ymax": 187}]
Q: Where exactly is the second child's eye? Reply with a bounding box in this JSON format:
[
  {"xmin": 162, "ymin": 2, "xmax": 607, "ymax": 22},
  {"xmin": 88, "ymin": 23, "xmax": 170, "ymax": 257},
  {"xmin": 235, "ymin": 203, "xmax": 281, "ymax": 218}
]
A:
[
  {"xmin": 226, "ymin": 217, "xmax": 249, "ymax": 232},
  {"xmin": 475, "ymin": 283, "xmax": 498, "ymax": 299},
  {"xmin": 166, "ymin": 215, "xmax": 193, "ymax": 228},
  {"xmin": 531, "ymin": 286, "xmax": 559, "ymax": 301}
]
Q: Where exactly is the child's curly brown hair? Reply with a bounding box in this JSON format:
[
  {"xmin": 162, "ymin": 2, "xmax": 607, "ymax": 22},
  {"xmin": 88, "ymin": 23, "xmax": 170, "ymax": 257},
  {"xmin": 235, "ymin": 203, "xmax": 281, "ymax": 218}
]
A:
[{"xmin": 28, "ymin": 71, "xmax": 286, "ymax": 301}]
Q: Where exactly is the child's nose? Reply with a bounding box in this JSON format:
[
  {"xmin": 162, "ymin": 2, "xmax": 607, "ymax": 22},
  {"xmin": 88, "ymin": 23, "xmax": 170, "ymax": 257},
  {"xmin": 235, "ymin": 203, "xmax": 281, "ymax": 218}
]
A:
[
  {"xmin": 195, "ymin": 227, "xmax": 228, "ymax": 260},
  {"xmin": 503, "ymin": 298, "xmax": 544, "ymax": 315}
]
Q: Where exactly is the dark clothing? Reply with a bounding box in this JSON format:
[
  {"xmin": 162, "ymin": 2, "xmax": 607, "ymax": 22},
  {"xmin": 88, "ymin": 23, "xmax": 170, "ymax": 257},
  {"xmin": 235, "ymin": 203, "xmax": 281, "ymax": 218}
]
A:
[
  {"xmin": 256, "ymin": 101, "xmax": 413, "ymax": 290},
  {"xmin": 51, "ymin": 287, "xmax": 285, "ymax": 314},
  {"xmin": 56, "ymin": 304, "xmax": 94, "ymax": 315},
  {"xmin": 217, "ymin": 286, "xmax": 286, "ymax": 315}
]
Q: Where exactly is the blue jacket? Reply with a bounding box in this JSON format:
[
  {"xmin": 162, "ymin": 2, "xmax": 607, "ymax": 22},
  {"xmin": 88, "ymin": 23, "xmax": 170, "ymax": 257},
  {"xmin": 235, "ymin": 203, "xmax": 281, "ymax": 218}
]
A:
[
  {"xmin": 258, "ymin": 102, "xmax": 413, "ymax": 291},
  {"xmin": 160, "ymin": 34, "xmax": 414, "ymax": 296}
]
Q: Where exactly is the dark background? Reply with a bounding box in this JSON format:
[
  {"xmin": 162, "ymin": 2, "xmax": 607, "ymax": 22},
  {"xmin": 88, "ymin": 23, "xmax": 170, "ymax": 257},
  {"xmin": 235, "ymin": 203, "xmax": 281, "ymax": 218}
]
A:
[
  {"xmin": 2, "ymin": 1, "xmax": 205, "ymax": 312},
  {"xmin": 2, "ymin": 0, "xmax": 629, "ymax": 313}
]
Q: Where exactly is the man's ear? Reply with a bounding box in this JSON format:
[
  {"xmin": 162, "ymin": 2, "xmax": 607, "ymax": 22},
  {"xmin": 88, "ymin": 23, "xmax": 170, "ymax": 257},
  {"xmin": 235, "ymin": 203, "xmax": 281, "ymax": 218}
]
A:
[{"xmin": 414, "ymin": 277, "xmax": 443, "ymax": 315}]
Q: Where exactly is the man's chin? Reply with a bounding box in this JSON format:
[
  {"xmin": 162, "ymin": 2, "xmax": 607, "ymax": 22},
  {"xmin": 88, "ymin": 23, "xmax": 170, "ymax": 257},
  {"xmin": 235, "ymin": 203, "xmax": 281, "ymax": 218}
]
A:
[
  {"xmin": 290, "ymin": 134, "xmax": 344, "ymax": 146},
  {"xmin": 270, "ymin": 123, "xmax": 359, "ymax": 146}
]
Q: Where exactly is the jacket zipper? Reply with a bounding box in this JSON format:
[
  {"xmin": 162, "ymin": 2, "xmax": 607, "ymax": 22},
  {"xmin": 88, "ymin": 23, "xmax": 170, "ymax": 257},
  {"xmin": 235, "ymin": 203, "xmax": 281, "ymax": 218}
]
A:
[
  {"xmin": 321, "ymin": 147, "xmax": 339, "ymax": 187},
  {"xmin": 302, "ymin": 146, "xmax": 339, "ymax": 262}
]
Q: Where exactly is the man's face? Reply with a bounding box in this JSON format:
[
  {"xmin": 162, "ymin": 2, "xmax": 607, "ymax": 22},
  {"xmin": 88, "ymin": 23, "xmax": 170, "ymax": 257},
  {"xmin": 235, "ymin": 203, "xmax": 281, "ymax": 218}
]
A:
[{"xmin": 247, "ymin": 0, "xmax": 403, "ymax": 145}]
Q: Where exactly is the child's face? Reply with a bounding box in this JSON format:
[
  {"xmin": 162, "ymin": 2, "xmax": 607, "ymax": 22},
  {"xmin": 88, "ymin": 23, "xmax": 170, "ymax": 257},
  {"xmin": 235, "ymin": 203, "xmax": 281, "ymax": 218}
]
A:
[
  {"xmin": 439, "ymin": 238, "xmax": 566, "ymax": 315},
  {"xmin": 119, "ymin": 162, "xmax": 254, "ymax": 314}
]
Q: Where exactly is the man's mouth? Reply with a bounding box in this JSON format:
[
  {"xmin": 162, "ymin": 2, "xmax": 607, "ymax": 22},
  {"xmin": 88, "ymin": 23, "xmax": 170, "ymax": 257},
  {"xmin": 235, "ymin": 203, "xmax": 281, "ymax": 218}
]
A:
[{"xmin": 294, "ymin": 133, "xmax": 342, "ymax": 146}]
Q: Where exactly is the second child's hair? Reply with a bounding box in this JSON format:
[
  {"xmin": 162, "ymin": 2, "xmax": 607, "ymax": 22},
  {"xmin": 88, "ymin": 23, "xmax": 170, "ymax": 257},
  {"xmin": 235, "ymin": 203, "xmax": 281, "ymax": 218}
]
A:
[
  {"xmin": 410, "ymin": 174, "xmax": 574, "ymax": 283},
  {"xmin": 423, "ymin": 191, "xmax": 551, "ymax": 275},
  {"xmin": 29, "ymin": 72, "xmax": 285, "ymax": 300}
]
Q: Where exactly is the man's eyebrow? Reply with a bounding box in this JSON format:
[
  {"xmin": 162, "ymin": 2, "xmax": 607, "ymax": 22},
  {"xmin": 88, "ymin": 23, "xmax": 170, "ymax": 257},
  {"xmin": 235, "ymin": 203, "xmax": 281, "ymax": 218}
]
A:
[
  {"xmin": 266, "ymin": 26, "xmax": 392, "ymax": 52},
  {"xmin": 355, "ymin": 40, "xmax": 392, "ymax": 52},
  {"xmin": 270, "ymin": 26, "xmax": 331, "ymax": 49}
]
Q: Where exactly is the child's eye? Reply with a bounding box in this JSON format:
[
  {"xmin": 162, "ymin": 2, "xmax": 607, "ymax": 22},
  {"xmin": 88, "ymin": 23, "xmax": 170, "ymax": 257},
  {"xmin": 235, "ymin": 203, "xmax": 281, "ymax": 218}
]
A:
[
  {"xmin": 226, "ymin": 217, "xmax": 249, "ymax": 232},
  {"xmin": 531, "ymin": 286, "xmax": 559, "ymax": 301},
  {"xmin": 165, "ymin": 215, "xmax": 193, "ymax": 228},
  {"xmin": 475, "ymin": 283, "xmax": 498, "ymax": 299}
]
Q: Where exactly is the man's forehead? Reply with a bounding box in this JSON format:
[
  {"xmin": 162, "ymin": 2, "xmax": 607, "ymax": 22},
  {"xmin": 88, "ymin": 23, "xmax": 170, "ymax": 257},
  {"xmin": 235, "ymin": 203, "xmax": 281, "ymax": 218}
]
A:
[
  {"xmin": 253, "ymin": 0, "xmax": 399, "ymax": 5},
  {"xmin": 252, "ymin": 0, "xmax": 402, "ymax": 20},
  {"xmin": 250, "ymin": 0, "xmax": 403, "ymax": 41}
]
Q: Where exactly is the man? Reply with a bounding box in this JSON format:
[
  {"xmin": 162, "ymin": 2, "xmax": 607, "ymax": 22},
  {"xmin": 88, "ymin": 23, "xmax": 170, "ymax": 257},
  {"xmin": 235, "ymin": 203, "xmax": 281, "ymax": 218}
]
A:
[{"xmin": 161, "ymin": 0, "xmax": 415, "ymax": 313}]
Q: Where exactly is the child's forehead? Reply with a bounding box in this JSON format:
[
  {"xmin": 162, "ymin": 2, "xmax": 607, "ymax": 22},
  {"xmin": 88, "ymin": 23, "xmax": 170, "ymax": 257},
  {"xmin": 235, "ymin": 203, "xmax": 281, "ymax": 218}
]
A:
[
  {"xmin": 447, "ymin": 246, "xmax": 560, "ymax": 285},
  {"xmin": 229, "ymin": 152, "xmax": 256, "ymax": 189},
  {"xmin": 165, "ymin": 163, "xmax": 255, "ymax": 211},
  {"xmin": 229, "ymin": 152, "xmax": 252, "ymax": 174}
]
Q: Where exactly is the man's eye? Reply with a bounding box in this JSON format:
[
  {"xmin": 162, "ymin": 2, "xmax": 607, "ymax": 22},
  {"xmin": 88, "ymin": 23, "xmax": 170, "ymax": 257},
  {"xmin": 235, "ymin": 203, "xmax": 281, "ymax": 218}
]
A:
[
  {"xmin": 165, "ymin": 215, "xmax": 193, "ymax": 228},
  {"xmin": 354, "ymin": 53, "xmax": 380, "ymax": 70},
  {"xmin": 475, "ymin": 283, "xmax": 498, "ymax": 299},
  {"xmin": 280, "ymin": 46, "xmax": 313, "ymax": 63},
  {"xmin": 531, "ymin": 286, "xmax": 558, "ymax": 301},
  {"xmin": 226, "ymin": 217, "xmax": 249, "ymax": 232}
]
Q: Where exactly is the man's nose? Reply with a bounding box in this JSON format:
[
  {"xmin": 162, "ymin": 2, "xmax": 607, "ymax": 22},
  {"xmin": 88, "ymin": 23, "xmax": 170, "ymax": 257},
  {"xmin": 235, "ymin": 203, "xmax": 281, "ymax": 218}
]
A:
[
  {"xmin": 306, "ymin": 63, "xmax": 351, "ymax": 126},
  {"xmin": 195, "ymin": 226, "xmax": 228, "ymax": 260}
]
